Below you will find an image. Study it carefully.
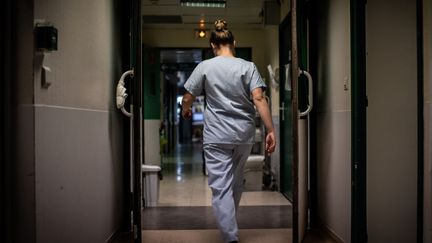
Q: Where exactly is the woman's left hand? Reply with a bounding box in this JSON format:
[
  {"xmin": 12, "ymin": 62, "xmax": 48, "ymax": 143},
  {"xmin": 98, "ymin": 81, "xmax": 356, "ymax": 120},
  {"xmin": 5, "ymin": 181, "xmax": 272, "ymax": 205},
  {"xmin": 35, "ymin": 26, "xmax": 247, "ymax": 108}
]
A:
[{"xmin": 265, "ymin": 130, "xmax": 276, "ymax": 154}]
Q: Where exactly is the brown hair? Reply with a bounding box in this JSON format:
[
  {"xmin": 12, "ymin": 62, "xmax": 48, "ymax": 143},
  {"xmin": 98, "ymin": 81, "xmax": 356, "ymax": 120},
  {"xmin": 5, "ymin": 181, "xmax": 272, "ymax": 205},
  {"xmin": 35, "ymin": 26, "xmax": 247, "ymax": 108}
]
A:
[{"xmin": 210, "ymin": 19, "xmax": 235, "ymax": 47}]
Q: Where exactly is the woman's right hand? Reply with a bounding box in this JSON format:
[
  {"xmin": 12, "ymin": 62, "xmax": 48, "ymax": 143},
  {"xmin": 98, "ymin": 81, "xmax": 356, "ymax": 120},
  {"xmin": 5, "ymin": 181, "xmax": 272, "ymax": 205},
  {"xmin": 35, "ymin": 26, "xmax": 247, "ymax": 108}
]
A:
[{"xmin": 182, "ymin": 108, "xmax": 192, "ymax": 120}]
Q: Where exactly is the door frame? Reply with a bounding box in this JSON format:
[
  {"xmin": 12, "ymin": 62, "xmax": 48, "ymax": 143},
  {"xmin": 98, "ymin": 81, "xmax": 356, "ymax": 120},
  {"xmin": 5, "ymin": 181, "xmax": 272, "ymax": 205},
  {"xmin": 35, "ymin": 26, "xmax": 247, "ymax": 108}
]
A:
[
  {"xmin": 416, "ymin": 0, "xmax": 424, "ymax": 242},
  {"xmin": 279, "ymin": 15, "xmax": 293, "ymax": 197},
  {"xmin": 308, "ymin": 0, "xmax": 319, "ymax": 229},
  {"xmin": 1, "ymin": 0, "xmax": 13, "ymax": 241},
  {"xmin": 290, "ymin": 0, "xmax": 300, "ymax": 242},
  {"xmin": 351, "ymin": 1, "xmax": 425, "ymax": 242},
  {"xmin": 279, "ymin": 3, "xmax": 301, "ymax": 241},
  {"xmin": 132, "ymin": 0, "xmax": 143, "ymax": 242},
  {"xmin": 117, "ymin": 0, "xmax": 133, "ymax": 233},
  {"xmin": 350, "ymin": 0, "xmax": 368, "ymax": 242}
]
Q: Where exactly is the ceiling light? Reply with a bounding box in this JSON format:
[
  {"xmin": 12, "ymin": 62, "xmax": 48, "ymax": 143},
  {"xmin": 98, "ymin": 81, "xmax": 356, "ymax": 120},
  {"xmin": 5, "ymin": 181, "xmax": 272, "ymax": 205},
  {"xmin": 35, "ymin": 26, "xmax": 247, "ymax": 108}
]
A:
[
  {"xmin": 198, "ymin": 30, "xmax": 206, "ymax": 38},
  {"xmin": 180, "ymin": 0, "xmax": 226, "ymax": 8},
  {"xmin": 199, "ymin": 19, "xmax": 205, "ymax": 28},
  {"xmin": 195, "ymin": 29, "xmax": 207, "ymax": 38}
]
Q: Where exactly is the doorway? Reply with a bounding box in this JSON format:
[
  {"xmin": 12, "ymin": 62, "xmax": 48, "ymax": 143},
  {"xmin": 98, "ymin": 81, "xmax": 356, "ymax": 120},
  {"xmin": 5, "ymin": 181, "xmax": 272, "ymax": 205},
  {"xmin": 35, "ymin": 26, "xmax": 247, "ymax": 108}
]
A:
[
  {"xmin": 150, "ymin": 46, "xmax": 291, "ymax": 208},
  {"xmin": 140, "ymin": 20, "xmax": 293, "ymax": 242},
  {"xmin": 158, "ymin": 48, "xmax": 208, "ymax": 207},
  {"xmin": 154, "ymin": 47, "xmax": 289, "ymax": 207}
]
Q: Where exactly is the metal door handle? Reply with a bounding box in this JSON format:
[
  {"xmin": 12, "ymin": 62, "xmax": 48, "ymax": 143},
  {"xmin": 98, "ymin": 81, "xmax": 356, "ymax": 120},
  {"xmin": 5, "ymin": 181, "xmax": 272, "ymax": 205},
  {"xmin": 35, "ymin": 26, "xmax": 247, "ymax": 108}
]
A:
[
  {"xmin": 299, "ymin": 69, "xmax": 313, "ymax": 117},
  {"xmin": 116, "ymin": 69, "xmax": 134, "ymax": 117},
  {"xmin": 285, "ymin": 64, "xmax": 291, "ymax": 91},
  {"xmin": 280, "ymin": 102, "xmax": 285, "ymax": 121}
]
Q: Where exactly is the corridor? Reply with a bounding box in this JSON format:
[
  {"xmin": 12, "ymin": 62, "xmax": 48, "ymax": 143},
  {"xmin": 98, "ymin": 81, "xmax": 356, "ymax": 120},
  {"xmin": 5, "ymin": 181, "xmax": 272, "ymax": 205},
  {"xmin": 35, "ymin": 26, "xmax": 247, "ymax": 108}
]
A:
[{"xmin": 2, "ymin": 0, "xmax": 432, "ymax": 243}]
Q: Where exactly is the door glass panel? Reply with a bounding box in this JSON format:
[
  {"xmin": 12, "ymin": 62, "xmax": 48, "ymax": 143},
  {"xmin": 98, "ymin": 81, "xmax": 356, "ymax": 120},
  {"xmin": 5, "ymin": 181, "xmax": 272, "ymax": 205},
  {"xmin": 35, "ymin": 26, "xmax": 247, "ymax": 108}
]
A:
[{"xmin": 279, "ymin": 14, "xmax": 293, "ymax": 201}]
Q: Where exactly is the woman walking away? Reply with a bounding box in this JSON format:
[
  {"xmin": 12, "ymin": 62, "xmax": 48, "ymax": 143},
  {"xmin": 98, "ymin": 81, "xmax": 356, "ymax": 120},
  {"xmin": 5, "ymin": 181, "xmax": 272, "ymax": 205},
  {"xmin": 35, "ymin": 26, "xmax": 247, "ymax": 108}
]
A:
[{"xmin": 181, "ymin": 19, "xmax": 276, "ymax": 243}]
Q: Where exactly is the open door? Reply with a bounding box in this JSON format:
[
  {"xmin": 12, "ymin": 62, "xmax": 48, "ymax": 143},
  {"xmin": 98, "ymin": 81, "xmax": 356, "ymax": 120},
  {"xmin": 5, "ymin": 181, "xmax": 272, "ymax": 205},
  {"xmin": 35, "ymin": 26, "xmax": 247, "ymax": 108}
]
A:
[
  {"xmin": 279, "ymin": 14, "xmax": 294, "ymax": 202},
  {"xmin": 131, "ymin": 0, "xmax": 142, "ymax": 241},
  {"xmin": 116, "ymin": 0, "xmax": 143, "ymax": 242},
  {"xmin": 296, "ymin": 0, "xmax": 313, "ymax": 241},
  {"xmin": 280, "ymin": 1, "xmax": 313, "ymax": 242}
]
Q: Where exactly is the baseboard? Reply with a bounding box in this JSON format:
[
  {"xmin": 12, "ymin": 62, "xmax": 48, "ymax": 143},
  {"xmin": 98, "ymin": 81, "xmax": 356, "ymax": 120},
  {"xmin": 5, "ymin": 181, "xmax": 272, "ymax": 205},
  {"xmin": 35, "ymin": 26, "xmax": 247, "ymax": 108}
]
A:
[
  {"xmin": 321, "ymin": 225, "xmax": 345, "ymax": 243},
  {"xmin": 105, "ymin": 229, "xmax": 118, "ymax": 243},
  {"xmin": 106, "ymin": 228, "xmax": 130, "ymax": 243}
]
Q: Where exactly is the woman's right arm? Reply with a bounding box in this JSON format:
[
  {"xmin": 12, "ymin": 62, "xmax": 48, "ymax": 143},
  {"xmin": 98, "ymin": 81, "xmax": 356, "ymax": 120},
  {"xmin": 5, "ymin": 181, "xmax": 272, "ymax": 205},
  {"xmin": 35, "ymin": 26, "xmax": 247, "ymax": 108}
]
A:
[{"xmin": 181, "ymin": 92, "xmax": 195, "ymax": 119}]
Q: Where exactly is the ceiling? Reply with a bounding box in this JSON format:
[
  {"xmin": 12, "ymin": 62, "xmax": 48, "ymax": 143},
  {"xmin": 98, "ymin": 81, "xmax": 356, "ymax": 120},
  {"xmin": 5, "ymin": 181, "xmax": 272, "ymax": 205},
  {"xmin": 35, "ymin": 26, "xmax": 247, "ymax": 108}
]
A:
[{"xmin": 142, "ymin": 0, "xmax": 270, "ymax": 29}]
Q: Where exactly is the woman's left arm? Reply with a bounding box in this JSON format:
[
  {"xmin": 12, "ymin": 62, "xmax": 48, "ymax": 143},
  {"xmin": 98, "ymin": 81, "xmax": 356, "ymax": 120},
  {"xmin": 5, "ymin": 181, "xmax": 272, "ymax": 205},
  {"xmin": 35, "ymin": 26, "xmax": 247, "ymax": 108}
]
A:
[{"xmin": 252, "ymin": 88, "xmax": 276, "ymax": 154}]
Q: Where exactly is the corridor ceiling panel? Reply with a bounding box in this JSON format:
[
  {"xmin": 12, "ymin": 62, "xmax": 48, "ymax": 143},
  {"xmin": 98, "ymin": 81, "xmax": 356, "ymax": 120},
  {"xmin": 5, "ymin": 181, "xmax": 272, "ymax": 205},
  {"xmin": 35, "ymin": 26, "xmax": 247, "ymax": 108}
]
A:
[{"xmin": 142, "ymin": 0, "xmax": 269, "ymax": 28}]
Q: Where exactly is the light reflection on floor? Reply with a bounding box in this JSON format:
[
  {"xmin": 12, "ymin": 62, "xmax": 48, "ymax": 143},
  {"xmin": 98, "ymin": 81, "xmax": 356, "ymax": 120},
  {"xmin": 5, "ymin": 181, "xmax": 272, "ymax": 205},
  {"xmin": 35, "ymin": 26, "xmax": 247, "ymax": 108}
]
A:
[{"xmin": 158, "ymin": 143, "xmax": 290, "ymax": 207}]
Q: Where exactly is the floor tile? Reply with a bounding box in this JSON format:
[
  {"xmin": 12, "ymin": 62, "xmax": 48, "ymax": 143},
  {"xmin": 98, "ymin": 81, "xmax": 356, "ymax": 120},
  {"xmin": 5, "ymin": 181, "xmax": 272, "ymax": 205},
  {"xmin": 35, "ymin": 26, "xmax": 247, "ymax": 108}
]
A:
[
  {"xmin": 142, "ymin": 206, "xmax": 291, "ymax": 230},
  {"xmin": 111, "ymin": 229, "xmax": 337, "ymax": 243},
  {"xmin": 142, "ymin": 229, "xmax": 293, "ymax": 243},
  {"xmin": 158, "ymin": 144, "xmax": 290, "ymax": 207}
]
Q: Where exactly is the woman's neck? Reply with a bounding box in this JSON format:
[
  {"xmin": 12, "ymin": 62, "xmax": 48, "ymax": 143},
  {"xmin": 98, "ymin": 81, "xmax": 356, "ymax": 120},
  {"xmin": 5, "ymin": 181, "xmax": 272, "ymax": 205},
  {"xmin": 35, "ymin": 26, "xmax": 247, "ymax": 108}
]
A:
[{"xmin": 215, "ymin": 45, "xmax": 234, "ymax": 57}]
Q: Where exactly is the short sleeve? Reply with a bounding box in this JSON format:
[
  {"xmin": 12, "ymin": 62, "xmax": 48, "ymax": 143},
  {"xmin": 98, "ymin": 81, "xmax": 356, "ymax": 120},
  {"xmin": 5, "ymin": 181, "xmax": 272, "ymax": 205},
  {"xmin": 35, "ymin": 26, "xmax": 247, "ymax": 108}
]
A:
[
  {"xmin": 184, "ymin": 63, "xmax": 205, "ymax": 97},
  {"xmin": 249, "ymin": 63, "xmax": 266, "ymax": 93}
]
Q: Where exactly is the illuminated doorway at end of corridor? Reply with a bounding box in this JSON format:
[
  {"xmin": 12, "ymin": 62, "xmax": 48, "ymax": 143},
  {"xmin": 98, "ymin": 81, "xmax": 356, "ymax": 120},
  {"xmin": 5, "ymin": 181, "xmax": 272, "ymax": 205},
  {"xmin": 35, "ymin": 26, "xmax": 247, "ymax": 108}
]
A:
[{"xmin": 158, "ymin": 48, "xmax": 209, "ymax": 207}]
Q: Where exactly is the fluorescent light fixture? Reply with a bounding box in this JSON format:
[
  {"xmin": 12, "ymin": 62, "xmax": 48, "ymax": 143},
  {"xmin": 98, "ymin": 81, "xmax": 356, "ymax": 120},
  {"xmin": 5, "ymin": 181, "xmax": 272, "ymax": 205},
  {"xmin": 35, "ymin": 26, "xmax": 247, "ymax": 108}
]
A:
[{"xmin": 180, "ymin": 0, "xmax": 226, "ymax": 8}]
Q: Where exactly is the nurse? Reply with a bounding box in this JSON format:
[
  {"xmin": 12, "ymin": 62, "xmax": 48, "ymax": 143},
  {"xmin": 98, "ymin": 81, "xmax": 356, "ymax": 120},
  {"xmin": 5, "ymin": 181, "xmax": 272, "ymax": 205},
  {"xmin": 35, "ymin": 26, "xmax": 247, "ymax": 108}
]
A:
[{"xmin": 181, "ymin": 19, "xmax": 276, "ymax": 243}]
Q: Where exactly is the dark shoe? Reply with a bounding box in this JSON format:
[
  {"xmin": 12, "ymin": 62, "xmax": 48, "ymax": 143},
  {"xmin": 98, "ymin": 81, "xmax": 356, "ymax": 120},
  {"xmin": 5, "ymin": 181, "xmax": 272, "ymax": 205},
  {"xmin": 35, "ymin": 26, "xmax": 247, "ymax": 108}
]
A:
[{"xmin": 229, "ymin": 241, "xmax": 238, "ymax": 243}]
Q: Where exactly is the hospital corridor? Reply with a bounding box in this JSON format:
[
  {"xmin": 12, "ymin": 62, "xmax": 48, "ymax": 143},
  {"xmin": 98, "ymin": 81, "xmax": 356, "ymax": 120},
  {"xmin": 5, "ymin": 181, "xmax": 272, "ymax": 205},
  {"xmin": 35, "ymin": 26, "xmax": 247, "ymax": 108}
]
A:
[{"xmin": 1, "ymin": 0, "xmax": 432, "ymax": 243}]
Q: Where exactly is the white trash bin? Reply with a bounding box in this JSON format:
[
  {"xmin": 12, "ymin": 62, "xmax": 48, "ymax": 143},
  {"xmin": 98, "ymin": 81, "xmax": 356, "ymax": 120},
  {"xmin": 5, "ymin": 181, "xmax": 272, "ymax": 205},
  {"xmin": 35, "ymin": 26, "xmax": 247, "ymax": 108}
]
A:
[
  {"xmin": 142, "ymin": 164, "xmax": 161, "ymax": 207},
  {"xmin": 244, "ymin": 155, "xmax": 265, "ymax": 191}
]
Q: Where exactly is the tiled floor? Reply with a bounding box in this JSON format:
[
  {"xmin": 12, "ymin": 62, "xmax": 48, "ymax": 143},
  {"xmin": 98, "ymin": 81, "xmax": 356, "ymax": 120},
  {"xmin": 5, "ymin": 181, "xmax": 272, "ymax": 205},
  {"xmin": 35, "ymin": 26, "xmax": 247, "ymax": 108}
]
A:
[
  {"xmin": 141, "ymin": 229, "xmax": 293, "ymax": 243},
  {"xmin": 142, "ymin": 206, "xmax": 291, "ymax": 230},
  {"xmin": 113, "ymin": 229, "xmax": 336, "ymax": 243},
  {"xmin": 111, "ymin": 144, "xmax": 336, "ymax": 243},
  {"xmin": 146, "ymin": 229, "xmax": 338, "ymax": 243},
  {"xmin": 158, "ymin": 143, "xmax": 290, "ymax": 207},
  {"xmin": 159, "ymin": 173, "xmax": 291, "ymax": 207}
]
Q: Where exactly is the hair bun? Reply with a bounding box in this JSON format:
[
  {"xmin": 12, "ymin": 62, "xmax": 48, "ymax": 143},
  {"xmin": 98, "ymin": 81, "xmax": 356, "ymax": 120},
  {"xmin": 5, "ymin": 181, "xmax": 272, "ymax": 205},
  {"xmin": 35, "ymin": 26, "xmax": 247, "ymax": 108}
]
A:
[{"xmin": 214, "ymin": 19, "xmax": 227, "ymax": 31}]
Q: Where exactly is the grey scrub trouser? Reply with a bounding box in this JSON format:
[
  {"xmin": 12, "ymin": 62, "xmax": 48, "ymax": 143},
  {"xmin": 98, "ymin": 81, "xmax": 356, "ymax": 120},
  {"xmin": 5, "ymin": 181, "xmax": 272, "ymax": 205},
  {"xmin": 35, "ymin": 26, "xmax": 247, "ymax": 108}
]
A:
[{"xmin": 203, "ymin": 143, "xmax": 253, "ymax": 243}]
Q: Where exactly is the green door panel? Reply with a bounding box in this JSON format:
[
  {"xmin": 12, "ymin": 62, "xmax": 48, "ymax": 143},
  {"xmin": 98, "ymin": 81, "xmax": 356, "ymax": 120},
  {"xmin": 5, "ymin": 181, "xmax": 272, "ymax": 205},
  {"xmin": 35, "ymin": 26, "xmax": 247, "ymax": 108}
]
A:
[{"xmin": 143, "ymin": 47, "xmax": 161, "ymax": 119}]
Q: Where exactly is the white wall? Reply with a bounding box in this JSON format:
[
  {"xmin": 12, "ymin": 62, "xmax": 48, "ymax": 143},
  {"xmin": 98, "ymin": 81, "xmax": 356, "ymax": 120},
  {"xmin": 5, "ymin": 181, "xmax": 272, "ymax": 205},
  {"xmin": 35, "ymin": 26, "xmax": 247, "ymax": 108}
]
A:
[
  {"xmin": 144, "ymin": 120, "xmax": 161, "ymax": 165},
  {"xmin": 316, "ymin": 0, "xmax": 351, "ymax": 241},
  {"xmin": 366, "ymin": 0, "xmax": 418, "ymax": 242},
  {"xmin": 423, "ymin": 0, "xmax": 432, "ymax": 241},
  {"xmin": 34, "ymin": 0, "xmax": 125, "ymax": 242}
]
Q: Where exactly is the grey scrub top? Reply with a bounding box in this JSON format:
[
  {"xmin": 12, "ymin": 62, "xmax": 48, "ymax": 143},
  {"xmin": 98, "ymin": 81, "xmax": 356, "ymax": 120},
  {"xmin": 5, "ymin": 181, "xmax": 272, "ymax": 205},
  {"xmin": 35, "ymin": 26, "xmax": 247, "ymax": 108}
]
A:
[{"xmin": 184, "ymin": 56, "xmax": 266, "ymax": 145}]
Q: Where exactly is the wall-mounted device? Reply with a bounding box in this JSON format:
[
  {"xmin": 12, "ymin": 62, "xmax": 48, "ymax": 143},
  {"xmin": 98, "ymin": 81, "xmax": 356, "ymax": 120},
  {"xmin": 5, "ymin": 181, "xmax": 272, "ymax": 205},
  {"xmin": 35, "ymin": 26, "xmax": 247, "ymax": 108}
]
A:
[
  {"xmin": 267, "ymin": 64, "xmax": 280, "ymax": 89},
  {"xmin": 35, "ymin": 24, "xmax": 58, "ymax": 52},
  {"xmin": 34, "ymin": 21, "xmax": 58, "ymax": 89}
]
